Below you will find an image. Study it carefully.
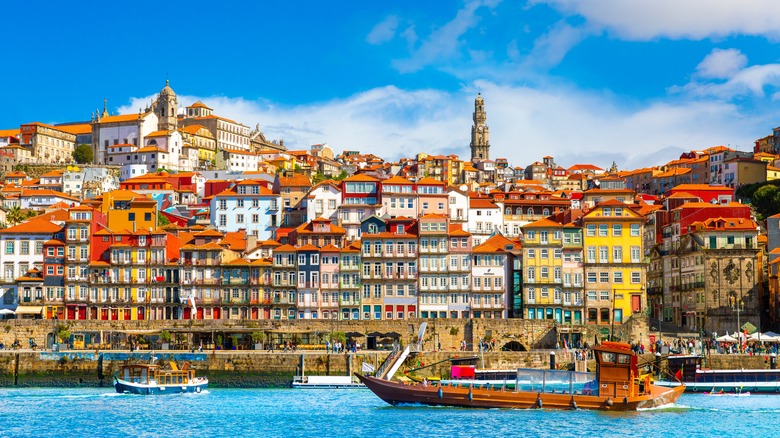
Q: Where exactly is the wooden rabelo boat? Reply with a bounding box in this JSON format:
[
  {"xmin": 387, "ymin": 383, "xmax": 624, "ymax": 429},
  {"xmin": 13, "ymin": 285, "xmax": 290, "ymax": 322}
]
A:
[
  {"xmin": 356, "ymin": 341, "xmax": 684, "ymax": 411},
  {"xmin": 114, "ymin": 361, "xmax": 208, "ymax": 395}
]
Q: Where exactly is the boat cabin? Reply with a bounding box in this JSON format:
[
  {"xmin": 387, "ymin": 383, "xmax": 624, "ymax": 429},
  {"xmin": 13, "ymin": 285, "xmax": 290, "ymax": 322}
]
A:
[
  {"xmin": 595, "ymin": 341, "xmax": 649, "ymax": 398},
  {"xmin": 120, "ymin": 362, "xmax": 197, "ymax": 386}
]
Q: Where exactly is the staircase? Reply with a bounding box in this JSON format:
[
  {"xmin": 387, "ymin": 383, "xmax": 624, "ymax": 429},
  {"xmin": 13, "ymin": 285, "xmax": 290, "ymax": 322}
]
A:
[{"xmin": 374, "ymin": 344, "xmax": 400, "ymax": 379}]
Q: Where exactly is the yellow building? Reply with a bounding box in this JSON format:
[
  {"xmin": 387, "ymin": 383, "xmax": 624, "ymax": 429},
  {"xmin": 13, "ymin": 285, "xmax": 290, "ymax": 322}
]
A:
[
  {"xmin": 180, "ymin": 124, "xmax": 216, "ymax": 169},
  {"xmin": 521, "ymin": 218, "xmax": 565, "ymax": 321},
  {"xmin": 582, "ymin": 200, "xmax": 646, "ymax": 332},
  {"xmin": 84, "ymin": 190, "xmax": 158, "ymax": 232}
]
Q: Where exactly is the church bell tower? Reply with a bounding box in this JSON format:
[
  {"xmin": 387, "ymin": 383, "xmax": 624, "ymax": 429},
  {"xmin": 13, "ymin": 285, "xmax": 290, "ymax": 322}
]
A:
[
  {"xmin": 155, "ymin": 80, "xmax": 178, "ymax": 132},
  {"xmin": 470, "ymin": 93, "xmax": 490, "ymax": 162}
]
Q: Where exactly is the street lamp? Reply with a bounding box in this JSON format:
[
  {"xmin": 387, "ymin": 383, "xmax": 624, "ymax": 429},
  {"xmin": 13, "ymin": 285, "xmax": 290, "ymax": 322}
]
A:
[
  {"xmin": 730, "ymin": 295, "xmax": 744, "ymax": 353},
  {"xmin": 51, "ymin": 315, "xmax": 58, "ymax": 351}
]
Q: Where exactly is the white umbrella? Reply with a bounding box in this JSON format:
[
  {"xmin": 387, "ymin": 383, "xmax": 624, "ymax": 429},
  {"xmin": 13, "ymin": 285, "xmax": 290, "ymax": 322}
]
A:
[
  {"xmin": 0, "ymin": 309, "xmax": 14, "ymax": 316},
  {"xmin": 716, "ymin": 334, "xmax": 737, "ymax": 342}
]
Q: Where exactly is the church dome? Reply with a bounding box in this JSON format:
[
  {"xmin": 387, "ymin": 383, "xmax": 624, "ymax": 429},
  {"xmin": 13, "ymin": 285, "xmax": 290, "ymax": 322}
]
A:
[{"xmin": 160, "ymin": 79, "xmax": 175, "ymax": 96}]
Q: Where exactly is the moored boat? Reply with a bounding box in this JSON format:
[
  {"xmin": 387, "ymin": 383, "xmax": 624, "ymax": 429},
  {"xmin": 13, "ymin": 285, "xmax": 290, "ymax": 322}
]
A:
[
  {"xmin": 291, "ymin": 375, "xmax": 365, "ymax": 389},
  {"xmin": 356, "ymin": 341, "xmax": 684, "ymax": 411},
  {"xmin": 114, "ymin": 361, "xmax": 208, "ymax": 395},
  {"xmin": 654, "ymin": 355, "xmax": 780, "ymax": 394}
]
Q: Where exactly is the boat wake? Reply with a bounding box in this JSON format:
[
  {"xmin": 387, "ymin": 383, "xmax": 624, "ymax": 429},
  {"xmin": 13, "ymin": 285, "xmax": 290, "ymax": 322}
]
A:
[
  {"xmin": 637, "ymin": 403, "xmax": 690, "ymax": 412},
  {"xmin": 181, "ymin": 390, "xmax": 210, "ymax": 396}
]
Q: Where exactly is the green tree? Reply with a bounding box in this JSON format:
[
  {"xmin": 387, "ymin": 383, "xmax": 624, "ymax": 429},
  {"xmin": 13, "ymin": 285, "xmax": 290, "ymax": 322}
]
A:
[
  {"xmin": 72, "ymin": 144, "xmax": 94, "ymax": 164},
  {"xmin": 751, "ymin": 185, "xmax": 780, "ymax": 221},
  {"xmin": 312, "ymin": 172, "xmax": 326, "ymax": 184},
  {"xmin": 157, "ymin": 212, "xmax": 170, "ymax": 226},
  {"xmin": 7, "ymin": 206, "xmax": 24, "ymax": 225},
  {"xmin": 334, "ymin": 170, "xmax": 349, "ymax": 181}
]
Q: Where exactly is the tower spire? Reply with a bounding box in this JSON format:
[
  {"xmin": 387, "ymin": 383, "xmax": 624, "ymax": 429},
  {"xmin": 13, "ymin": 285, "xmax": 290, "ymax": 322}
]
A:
[
  {"xmin": 102, "ymin": 98, "xmax": 109, "ymax": 118},
  {"xmin": 469, "ymin": 93, "xmax": 490, "ymax": 162}
]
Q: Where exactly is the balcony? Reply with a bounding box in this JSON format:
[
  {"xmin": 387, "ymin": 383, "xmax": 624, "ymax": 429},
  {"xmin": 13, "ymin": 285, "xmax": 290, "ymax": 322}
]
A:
[
  {"xmin": 222, "ymin": 278, "xmax": 249, "ymax": 286},
  {"xmin": 193, "ymin": 278, "xmax": 220, "ymax": 285}
]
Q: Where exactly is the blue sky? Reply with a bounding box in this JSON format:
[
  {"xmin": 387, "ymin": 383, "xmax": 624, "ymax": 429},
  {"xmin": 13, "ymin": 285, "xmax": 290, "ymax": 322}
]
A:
[{"xmin": 5, "ymin": 0, "xmax": 780, "ymax": 169}]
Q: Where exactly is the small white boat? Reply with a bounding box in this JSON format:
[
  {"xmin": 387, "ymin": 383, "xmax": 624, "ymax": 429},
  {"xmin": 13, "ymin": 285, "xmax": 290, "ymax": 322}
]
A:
[
  {"xmin": 114, "ymin": 361, "xmax": 208, "ymax": 395},
  {"xmin": 291, "ymin": 375, "xmax": 365, "ymax": 389},
  {"xmin": 703, "ymin": 391, "xmax": 750, "ymax": 397}
]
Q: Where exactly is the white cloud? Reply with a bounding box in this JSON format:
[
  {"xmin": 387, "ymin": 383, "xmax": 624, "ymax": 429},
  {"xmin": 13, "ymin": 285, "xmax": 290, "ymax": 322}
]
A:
[
  {"xmin": 695, "ymin": 48, "xmax": 747, "ymax": 79},
  {"xmin": 677, "ymin": 50, "xmax": 780, "ymax": 99},
  {"xmin": 119, "ymin": 81, "xmax": 764, "ymax": 171},
  {"xmin": 392, "ymin": 0, "xmax": 499, "ymax": 73},
  {"xmin": 536, "ymin": 0, "xmax": 780, "ymax": 40},
  {"xmin": 524, "ymin": 21, "xmax": 597, "ymax": 68},
  {"xmin": 366, "ymin": 15, "xmax": 399, "ymax": 44}
]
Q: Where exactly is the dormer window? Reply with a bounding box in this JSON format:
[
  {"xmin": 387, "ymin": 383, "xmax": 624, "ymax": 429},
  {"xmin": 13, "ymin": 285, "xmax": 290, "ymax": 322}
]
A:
[{"xmin": 397, "ymin": 225, "xmax": 405, "ymax": 234}]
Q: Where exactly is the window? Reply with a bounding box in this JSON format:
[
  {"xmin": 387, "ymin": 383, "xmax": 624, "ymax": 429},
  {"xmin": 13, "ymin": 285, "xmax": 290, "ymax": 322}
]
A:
[
  {"xmin": 612, "ymin": 224, "xmax": 621, "ymax": 236},
  {"xmin": 586, "ymin": 224, "xmax": 595, "ymax": 236},
  {"xmin": 613, "ymin": 246, "xmax": 622, "ymax": 263},
  {"xmin": 527, "ymin": 249, "xmax": 536, "ymax": 258},
  {"xmin": 5, "ymin": 241, "xmax": 13, "ymax": 255},
  {"xmin": 600, "ymin": 291, "xmax": 610, "ymax": 301},
  {"xmin": 598, "ymin": 224, "xmax": 608, "ymax": 237},
  {"xmin": 587, "ymin": 272, "xmax": 597, "ymax": 283},
  {"xmin": 540, "ymin": 249, "xmax": 548, "ymax": 259},
  {"xmin": 554, "ymin": 249, "xmax": 561, "ymax": 259},
  {"xmin": 630, "ymin": 224, "xmax": 640, "ymax": 236},
  {"xmin": 599, "ymin": 272, "xmax": 609, "ymax": 283},
  {"xmin": 587, "ymin": 246, "xmax": 596, "ymax": 263},
  {"xmin": 128, "ymin": 213, "xmax": 135, "ymax": 221},
  {"xmin": 599, "ymin": 246, "xmax": 608, "ymax": 263},
  {"xmin": 540, "ymin": 267, "xmax": 549, "ymax": 279},
  {"xmin": 298, "ymin": 255, "xmax": 306, "ymax": 265},
  {"xmin": 236, "ymin": 214, "xmax": 244, "ymax": 224},
  {"xmin": 526, "ymin": 267, "xmax": 535, "ymax": 281},
  {"xmin": 630, "ymin": 246, "xmax": 641, "ymax": 263},
  {"xmin": 219, "ymin": 215, "xmax": 227, "ymax": 227},
  {"xmin": 613, "ymin": 271, "xmax": 623, "ymax": 283},
  {"xmin": 631, "ymin": 272, "xmax": 641, "ymax": 284}
]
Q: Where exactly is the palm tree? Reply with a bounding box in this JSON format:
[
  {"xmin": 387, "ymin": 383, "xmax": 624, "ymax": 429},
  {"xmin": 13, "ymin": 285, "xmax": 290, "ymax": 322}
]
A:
[{"xmin": 7, "ymin": 206, "xmax": 24, "ymax": 225}]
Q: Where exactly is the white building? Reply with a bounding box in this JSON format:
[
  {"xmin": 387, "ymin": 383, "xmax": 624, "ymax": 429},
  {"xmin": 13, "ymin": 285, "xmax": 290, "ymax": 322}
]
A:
[
  {"xmin": 306, "ymin": 181, "xmax": 342, "ymax": 222},
  {"xmin": 216, "ymin": 148, "xmax": 260, "ymax": 172},
  {"xmin": 447, "ymin": 186, "xmax": 469, "ymax": 225},
  {"xmin": 0, "ymin": 217, "xmax": 63, "ymax": 314},
  {"xmin": 467, "ymin": 197, "xmax": 503, "ymax": 246}
]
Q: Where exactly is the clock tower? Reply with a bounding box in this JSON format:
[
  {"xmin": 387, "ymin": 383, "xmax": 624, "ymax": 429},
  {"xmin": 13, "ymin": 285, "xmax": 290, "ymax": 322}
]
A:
[{"xmin": 470, "ymin": 93, "xmax": 490, "ymax": 162}]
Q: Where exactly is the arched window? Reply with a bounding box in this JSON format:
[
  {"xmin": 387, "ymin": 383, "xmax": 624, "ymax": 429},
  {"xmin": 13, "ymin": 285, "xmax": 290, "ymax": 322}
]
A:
[
  {"xmin": 542, "ymin": 208, "xmax": 550, "ymax": 216},
  {"xmin": 505, "ymin": 207, "xmax": 511, "ymax": 215},
  {"xmin": 527, "ymin": 207, "xmax": 533, "ymax": 216},
  {"xmin": 368, "ymin": 224, "xmax": 377, "ymax": 234},
  {"xmin": 516, "ymin": 207, "xmax": 522, "ymax": 215}
]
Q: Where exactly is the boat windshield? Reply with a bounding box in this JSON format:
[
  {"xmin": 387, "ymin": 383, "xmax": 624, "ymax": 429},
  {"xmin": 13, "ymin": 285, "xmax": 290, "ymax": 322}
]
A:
[{"xmin": 515, "ymin": 369, "xmax": 598, "ymax": 396}]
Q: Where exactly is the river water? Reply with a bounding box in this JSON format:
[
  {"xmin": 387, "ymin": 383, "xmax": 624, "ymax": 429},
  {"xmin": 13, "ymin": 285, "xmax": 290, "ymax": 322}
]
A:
[{"xmin": 1, "ymin": 388, "xmax": 777, "ymax": 437}]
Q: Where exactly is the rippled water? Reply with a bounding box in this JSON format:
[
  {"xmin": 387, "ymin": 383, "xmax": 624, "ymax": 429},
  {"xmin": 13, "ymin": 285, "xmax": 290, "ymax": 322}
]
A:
[{"xmin": 1, "ymin": 388, "xmax": 778, "ymax": 437}]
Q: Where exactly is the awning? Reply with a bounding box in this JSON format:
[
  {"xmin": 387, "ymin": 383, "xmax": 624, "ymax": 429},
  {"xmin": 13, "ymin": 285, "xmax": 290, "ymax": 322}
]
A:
[{"xmin": 14, "ymin": 306, "xmax": 43, "ymax": 315}]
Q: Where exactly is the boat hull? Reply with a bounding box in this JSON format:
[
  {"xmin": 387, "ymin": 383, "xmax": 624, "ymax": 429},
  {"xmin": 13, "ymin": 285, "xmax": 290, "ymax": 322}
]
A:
[
  {"xmin": 355, "ymin": 374, "xmax": 684, "ymax": 411},
  {"xmin": 114, "ymin": 378, "xmax": 208, "ymax": 395}
]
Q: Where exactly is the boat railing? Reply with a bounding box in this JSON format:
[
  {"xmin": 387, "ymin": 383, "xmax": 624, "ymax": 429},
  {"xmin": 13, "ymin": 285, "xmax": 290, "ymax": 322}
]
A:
[{"xmin": 374, "ymin": 344, "xmax": 401, "ymax": 379}]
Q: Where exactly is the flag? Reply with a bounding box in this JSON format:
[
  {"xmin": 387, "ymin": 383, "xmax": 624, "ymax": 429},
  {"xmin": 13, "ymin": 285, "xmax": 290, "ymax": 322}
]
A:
[
  {"xmin": 188, "ymin": 294, "xmax": 197, "ymax": 314},
  {"xmin": 674, "ymin": 364, "xmax": 683, "ymax": 381},
  {"xmin": 361, "ymin": 362, "xmax": 375, "ymax": 373}
]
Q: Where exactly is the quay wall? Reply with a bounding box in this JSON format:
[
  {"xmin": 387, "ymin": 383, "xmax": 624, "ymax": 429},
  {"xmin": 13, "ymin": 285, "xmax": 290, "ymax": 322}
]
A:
[{"xmin": 0, "ymin": 349, "xmax": 773, "ymax": 388}]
